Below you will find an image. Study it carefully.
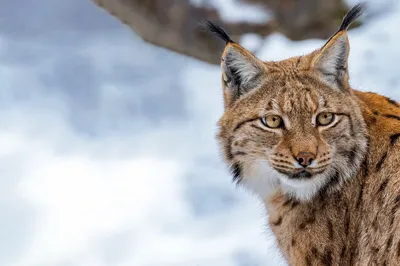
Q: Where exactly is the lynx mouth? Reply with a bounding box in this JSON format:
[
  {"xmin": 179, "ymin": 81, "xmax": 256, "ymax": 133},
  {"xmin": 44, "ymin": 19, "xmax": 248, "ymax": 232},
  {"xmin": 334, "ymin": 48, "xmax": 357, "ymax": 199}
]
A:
[
  {"xmin": 288, "ymin": 170, "xmax": 313, "ymax": 179},
  {"xmin": 274, "ymin": 168, "xmax": 317, "ymax": 179},
  {"xmin": 274, "ymin": 165, "xmax": 329, "ymax": 180},
  {"xmin": 286, "ymin": 166, "xmax": 330, "ymax": 179}
]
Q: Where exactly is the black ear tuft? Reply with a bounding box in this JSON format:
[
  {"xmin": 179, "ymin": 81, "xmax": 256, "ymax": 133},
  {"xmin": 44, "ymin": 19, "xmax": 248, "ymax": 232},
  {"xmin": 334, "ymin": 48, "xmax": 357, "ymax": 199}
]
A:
[
  {"xmin": 339, "ymin": 3, "xmax": 367, "ymax": 31},
  {"xmin": 202, "ymin": 20, "xmax": 234, "ymax": 44}
]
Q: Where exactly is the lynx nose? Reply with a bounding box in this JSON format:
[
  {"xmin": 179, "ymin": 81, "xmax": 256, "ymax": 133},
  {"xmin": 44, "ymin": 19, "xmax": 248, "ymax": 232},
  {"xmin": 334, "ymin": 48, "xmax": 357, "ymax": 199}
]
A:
[{"xmin": 296, "ymin": 152, "xmax": 316, "ymax": 167}]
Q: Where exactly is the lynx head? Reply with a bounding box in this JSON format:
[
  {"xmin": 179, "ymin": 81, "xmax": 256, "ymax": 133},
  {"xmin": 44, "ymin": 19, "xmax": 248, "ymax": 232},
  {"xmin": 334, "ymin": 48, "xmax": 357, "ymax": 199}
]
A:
[{"xmin": 206, "ymin": 4, "xmax": 368, "ymax": 201}]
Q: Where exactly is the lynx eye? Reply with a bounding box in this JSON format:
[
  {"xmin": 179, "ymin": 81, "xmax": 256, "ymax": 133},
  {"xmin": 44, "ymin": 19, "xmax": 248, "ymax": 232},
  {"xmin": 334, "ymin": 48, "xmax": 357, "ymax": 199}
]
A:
[
  {"xmin": 261, "ymin": 115, "xmax": 283, "ymax": 129},
  {"xmin": 316, "ymin": 112, "xmax": 335, "ymax": 126}
]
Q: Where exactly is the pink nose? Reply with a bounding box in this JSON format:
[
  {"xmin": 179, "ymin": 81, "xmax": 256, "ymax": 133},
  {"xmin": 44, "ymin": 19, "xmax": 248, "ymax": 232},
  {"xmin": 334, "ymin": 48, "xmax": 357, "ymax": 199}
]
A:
[{"xmin": 296, "ymin": 152, "xmax": 315, "ymax": 167}]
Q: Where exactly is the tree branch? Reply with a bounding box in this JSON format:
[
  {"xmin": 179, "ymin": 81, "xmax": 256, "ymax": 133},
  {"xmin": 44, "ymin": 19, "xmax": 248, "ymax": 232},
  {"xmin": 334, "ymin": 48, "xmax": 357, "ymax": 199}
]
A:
[{"xmin": 92, "ymin": 0, "xmax": 353, "ymax": 65}]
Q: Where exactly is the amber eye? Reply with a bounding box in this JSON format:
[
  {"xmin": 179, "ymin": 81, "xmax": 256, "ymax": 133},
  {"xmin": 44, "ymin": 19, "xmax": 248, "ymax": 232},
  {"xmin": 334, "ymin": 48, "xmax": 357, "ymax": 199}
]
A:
[
  {"xmin": 316, "ymin": 112, "xmax": 335, "ymax": 126},
  {"xmin": 261, "ymin": 115, "xmax": 283, "ymax": 128}
]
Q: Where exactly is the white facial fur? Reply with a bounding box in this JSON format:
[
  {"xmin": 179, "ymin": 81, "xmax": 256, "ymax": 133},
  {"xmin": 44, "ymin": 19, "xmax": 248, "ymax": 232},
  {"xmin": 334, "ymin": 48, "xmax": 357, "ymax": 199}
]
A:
[{"xmin": 241, "ymin": 160, "xmax": 332, "ymax": 202}]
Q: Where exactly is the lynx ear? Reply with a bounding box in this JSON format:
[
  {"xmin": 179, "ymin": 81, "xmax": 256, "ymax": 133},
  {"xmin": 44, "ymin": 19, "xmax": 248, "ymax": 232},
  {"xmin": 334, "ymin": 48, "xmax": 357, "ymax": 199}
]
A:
[
  {"xmin": 204, "ymin": 21, "xmax": 267, "ymax": 105},
  {"xmin": 311, "ymin": 32, "xmax": 350, "ymax": 90},
  {"xmin": 311, "ymin": 3, "xmax": 366, "ymax": 90},
  {"xmin": 221, "ymin": 43, "xmax": 267, "ymax": 99}
]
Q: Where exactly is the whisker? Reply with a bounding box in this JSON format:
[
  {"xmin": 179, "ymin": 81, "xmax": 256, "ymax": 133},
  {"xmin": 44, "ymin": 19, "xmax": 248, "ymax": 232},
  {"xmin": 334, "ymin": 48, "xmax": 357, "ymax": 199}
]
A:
[
  {"xmin": 310, "ymin": 164, "xmax": 330, "ymax": 171},
  {"xmin": 312, "ymin": 170, "xmax": 326, "ymax": 175},
  {"xmin": 318, "ymin": 157, "xmax": 332, "ymax": 164},
  {"xmin": 273, "ymin": 166, "xmax": 290, "ymax": 173},
  {"xmin": 270, "ymin": 155, "xmax": 288, "ymax": 159},
  {"xmin": 271, "ymin": 159, "xmax": 295, "ymax": 167},
  {"xmin": 271, "ymin": 164, "xmax": 296, "ymax": 171}
]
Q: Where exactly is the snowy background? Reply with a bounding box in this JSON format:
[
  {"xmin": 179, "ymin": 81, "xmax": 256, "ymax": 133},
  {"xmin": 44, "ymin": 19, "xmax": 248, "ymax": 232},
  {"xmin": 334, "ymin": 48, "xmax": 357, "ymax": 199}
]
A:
[{"xmin": 0, "ymin": 0, "xmax": 399, "ymax": 265}]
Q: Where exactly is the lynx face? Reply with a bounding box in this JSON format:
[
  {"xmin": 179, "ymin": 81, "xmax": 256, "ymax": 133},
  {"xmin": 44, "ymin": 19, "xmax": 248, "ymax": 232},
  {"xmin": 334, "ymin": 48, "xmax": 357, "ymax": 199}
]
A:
[
  {"xmin": 206, "ymin": 6, "xmax": 368, "ymax": 201},
  {"xmin": 217, "ymin": 67, "xmax": 367, "ymax": 201}
]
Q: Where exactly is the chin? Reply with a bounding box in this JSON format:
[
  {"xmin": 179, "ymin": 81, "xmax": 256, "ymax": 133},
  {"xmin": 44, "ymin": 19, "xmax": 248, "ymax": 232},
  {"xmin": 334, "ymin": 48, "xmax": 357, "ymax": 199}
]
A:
[
  {"xmin": 241, "ymin": 159, "xmax": 348, "ymax": 202},
  {"xmin": 278, "ymin": 167, "xmax": 336, "ymax": 201},
  {"xmin": 241, "ymin": 160, "xmax": 332, "ymax": 202}
]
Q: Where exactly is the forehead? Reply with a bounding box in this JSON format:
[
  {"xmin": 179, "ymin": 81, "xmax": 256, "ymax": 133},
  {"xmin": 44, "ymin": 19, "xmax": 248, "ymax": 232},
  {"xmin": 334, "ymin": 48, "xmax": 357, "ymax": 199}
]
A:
[{"xmin": 256, "ymin": 72, "xmax": 327, "ymax": 114}]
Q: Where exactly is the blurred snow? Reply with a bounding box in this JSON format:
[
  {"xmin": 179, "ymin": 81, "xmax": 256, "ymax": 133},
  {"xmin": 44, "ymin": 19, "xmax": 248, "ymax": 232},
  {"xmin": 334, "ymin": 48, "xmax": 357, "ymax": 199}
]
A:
[
  {"xmin": 190, "ymin": 0, "xmax": 272, "ymax": 23},
  {"xmin": 0, "ymin": 0, "xmax": 399, "ymax": 266}
]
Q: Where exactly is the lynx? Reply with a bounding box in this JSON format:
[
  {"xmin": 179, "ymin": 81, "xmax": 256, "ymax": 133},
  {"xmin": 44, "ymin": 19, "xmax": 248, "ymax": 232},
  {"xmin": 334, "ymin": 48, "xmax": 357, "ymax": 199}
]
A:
[{"xmin": 206, "ymin": 3, "xmax": 400, "ymax": 265}]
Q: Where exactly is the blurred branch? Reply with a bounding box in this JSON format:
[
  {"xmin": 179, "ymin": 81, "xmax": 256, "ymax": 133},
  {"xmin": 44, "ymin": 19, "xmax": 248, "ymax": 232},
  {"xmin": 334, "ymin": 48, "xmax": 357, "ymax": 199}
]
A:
[{"xmin": 91, "ymin": 0, "xmax": 356, "ymax": 65}]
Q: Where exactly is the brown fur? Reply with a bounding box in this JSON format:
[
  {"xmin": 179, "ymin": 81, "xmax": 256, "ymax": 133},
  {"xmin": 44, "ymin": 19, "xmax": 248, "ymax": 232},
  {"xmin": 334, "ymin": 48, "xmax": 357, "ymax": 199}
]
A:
[
  {"xmin": 208, "ymin": 3, "xmax": 400, "ymax": 265},
  {"xmin": 266, "ymin": 93, "xmax": 400, "ymax": 265}
]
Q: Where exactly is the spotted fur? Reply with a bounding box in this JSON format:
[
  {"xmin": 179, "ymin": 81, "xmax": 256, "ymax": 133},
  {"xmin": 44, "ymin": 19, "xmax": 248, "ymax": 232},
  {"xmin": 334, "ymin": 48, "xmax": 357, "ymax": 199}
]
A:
[{"xmin": 207, "ymin": 3, "xmax": 400, "ymax": 265}]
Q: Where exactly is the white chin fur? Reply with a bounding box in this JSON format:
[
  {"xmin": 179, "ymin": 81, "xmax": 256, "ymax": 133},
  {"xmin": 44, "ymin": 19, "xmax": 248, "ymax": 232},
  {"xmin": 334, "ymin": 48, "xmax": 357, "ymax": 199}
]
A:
[
  {"xmin": 279, "ymin": 173, "xmax": 330, "ymax": 201},
  {"xmin": 240, "ymin": 160, "xmax": 332, "ymax": 202},
  {"xmin": 241, "ymin": 160, "xmax": 280, "ymax": 200}
]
